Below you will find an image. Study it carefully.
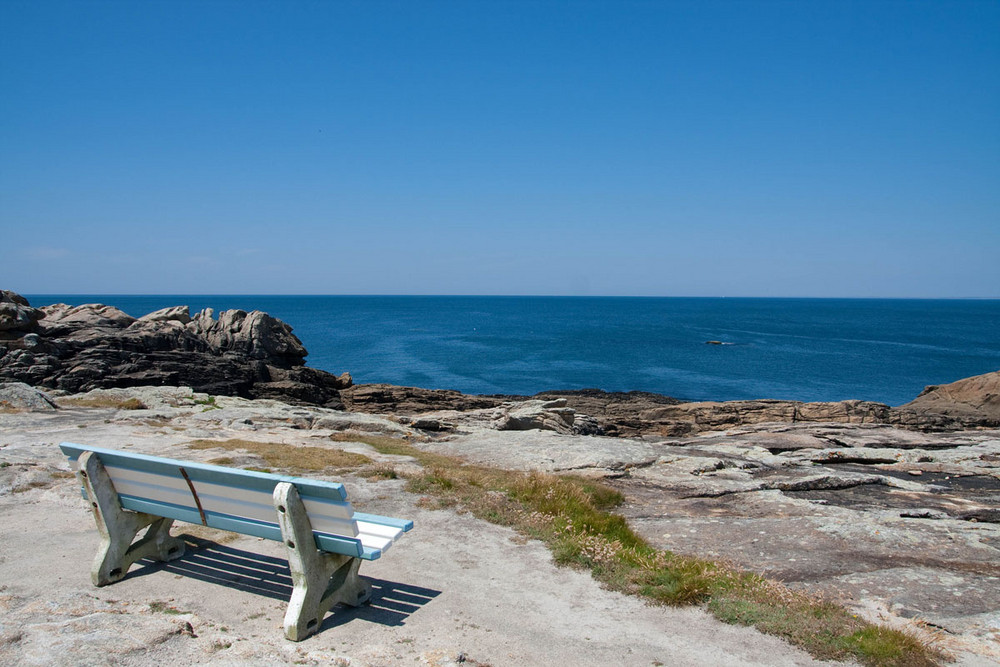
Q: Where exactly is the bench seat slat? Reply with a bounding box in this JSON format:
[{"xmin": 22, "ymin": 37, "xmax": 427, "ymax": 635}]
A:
[
  {"xmin": 356, "ymin": 520, "xmax": 405, "ymax": 542},
  {"xmin": 100, "ymin": 465, "xmax": 357, "ymax": 534},
  {"xmin": 109, "ymin": 477, "xmax": 199, "ymax": 510},
  {"xmin": 92, "ymin": 466, "xmax": 358, "ymax": 537},
  {"xmin": 60, "ymin": 443, "xmax": 348, "ymax": 502},
  {"xmin": 118, "ymin": 495, "xmax": 375, "ymax": 559},
  {"xmin": 358, "ymin": 533, "xmax": 393, "ymax": 551},
  {"xmin": 119, "ymin": 493, "xmax": 212, "ymax": 529},
  {"xmin": 104, "ymin": 468, "xmax": 353, "ymax": 519},
  {"xmin": 201, "ymin": 483, "xmax": 353, "ymax": 520},
  {"xmin": 103, "ymin": 465, "xmax": 191, "ymax": 493},
  {"xmin": 196, "ymin": 492, "xmax": 359, "ymax": 537},
  {"xmin": 298, "ymin": 498, "xmax": 358, "ymax": 535},
  {"xmin": 356, "ymin": 520, "xmax": 405, "ymax": 556},
  {"xmin": 353, "ymin": 512, "xmax": 414, "ymax": 532},
  {"xmin": 320, "ymin": 535, "xmax": 375, "ymax": 560}
]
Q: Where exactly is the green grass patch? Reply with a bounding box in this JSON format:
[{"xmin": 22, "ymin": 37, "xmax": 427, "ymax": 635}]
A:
[
  {"xmin": 149, "ymin": 601, "xmax": 190, "ymax": 615},
  {"xmin": 840, "ymin": 626, "xmax": 939, "ymax": 667},
  {"xmin": 193, "ymin": 395, "xmax": 220, "ymax": 411}
]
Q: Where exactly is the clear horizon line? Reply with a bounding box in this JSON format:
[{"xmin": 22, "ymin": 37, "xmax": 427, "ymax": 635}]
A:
[{"xmin": 18, "ymin": 292, "xmax": 1000, "ymax": 301}]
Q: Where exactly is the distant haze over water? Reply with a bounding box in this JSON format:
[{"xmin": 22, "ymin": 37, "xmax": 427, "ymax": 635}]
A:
[{"xmin": 26, "ymin": 295, "xmax": 1000, "ymax": 406}]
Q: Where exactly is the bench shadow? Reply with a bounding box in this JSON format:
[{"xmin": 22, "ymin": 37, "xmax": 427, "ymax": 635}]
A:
[{"xmin": 130, "ymin": 536, "xmax": 440, "ymax": 629}]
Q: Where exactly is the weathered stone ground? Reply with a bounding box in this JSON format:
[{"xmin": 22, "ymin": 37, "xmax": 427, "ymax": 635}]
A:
[
  {"xmin": 406, "ymin": 412, "xmax": 1000, "ymax": 663},
  {"xmin": 1, "ymin": 387, "xmax": 841, "ymax": 667},
  {"xmin": 1, "ymin": 385, "xmax": 998, "ymax": 664}
]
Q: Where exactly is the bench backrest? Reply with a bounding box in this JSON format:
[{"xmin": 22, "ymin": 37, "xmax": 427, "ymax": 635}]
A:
[{"xmin": 59, "ymin": 442, "xmax": 409, "ymax": 560}]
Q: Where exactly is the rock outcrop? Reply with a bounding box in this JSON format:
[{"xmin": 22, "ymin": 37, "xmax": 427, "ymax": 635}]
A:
[
  {"xmin": 340, "ymin": 383, "xmax": 505, "ymax": 413},
  {"xmin": 528, "ymin": 383, "xmax": 1000, "ymax": 436},
  {"xmin": 891, "ymin": 370, "xmax": 1000, "ymax": 430},
  {"xmin": 0, "ymin": 381, "xmax": 57, "ymax": 411},
  {"xmin": 528, "ymin": 389, "xmax": 683, "ymax": 436},
  {"xmin": 0, "ymin": 290, "xmax": 45, "ymax": 332},
  {"xmin": 636, "ymin": 398, "xmax": 893, "ymax": 436},
  {"xmin": 492, "ymin": 398, "xmax": 601, "ymax": 435},
  {"xmin": 0, "ymin": 293, "xmax": 351, "ymax": 407},
  {"xmin": 346, "ymin": 382, "xmax": 1000, "ymax": 437}
]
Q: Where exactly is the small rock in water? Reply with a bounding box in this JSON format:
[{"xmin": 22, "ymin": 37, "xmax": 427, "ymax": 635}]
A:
[{"xmin": 907, "ymin": 470, "xmax": 923, "ymax": 476}]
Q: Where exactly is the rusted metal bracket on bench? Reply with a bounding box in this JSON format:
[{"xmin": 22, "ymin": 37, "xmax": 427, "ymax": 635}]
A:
[{"xmin": 178, "ymin": 466, "xmax": 208, "ymax": 525}]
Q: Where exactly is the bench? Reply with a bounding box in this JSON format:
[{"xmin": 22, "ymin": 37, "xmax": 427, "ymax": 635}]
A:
[{"xmin": 59, "ymin": 442, "xmax": 413, "ymax": 641}]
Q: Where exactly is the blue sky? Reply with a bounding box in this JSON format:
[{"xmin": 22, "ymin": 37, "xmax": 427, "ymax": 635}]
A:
[{"xmin": 2, "ymin": 1, "xmax": 998, "ymax": 297}]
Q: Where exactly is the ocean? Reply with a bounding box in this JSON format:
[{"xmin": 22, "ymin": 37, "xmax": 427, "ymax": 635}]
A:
[{"xmin": 23, "ymin": 295, "xmax": 1000, "ymax": 406}]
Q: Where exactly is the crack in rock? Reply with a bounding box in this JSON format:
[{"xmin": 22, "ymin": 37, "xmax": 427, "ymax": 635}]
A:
[{"xmin": 682, "ymin": 474, "xmax": 888, "ymax": 498}]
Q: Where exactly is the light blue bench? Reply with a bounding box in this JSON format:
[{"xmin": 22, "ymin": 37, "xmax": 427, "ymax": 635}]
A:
[{"xmin": 59, "ymin": 442, "xmax": 413, "ymax": 641}]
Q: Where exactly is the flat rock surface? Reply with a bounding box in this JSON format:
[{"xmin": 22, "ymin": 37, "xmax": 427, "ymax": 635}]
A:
[{"xmin": 1, "ymin": 390, "xmax": 841, "ymax": 667}]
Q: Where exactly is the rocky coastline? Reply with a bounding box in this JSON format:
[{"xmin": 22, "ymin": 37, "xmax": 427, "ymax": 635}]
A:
[
  {"xmin": 2, "ymin": 291, "xmax": 998, "ymax": 664},
  {"xmin": 4, "ymin": 291, "xmax": 997, "ymax": 437}
]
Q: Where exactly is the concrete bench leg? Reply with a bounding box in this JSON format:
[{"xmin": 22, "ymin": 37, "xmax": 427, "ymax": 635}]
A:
[
  {"xmin": 273, "ymin": 482, "xmax": 372, "ymax": 641},
  {"xmin": 78, "ymin": 451, "xmax": 186, "ymax": 586}
]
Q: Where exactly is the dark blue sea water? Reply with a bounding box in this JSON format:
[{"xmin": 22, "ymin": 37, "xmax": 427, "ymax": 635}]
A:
[{"xmin": 24, "ymin": 295, "xmax": 1000, "ymax": 406}]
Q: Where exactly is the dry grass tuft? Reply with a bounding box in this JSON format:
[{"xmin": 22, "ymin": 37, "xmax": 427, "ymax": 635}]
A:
[
  {"xmin": 187, "ymin": 438, "xmax": 371, "ymax": 474},
  {"xmin": 11, "ymin": 480, "xmax": 52, "ymax": 493},
  {"xmin": 58, "ymin": 396, "xmax": 147, "ymax": 410},
  {"xmin": 329, "ymin": 431, "xmax": 426, "ymax": 453},
  {"xmin": 358, "ymin": 463, "xmax": 400, "ymax": 479}
]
